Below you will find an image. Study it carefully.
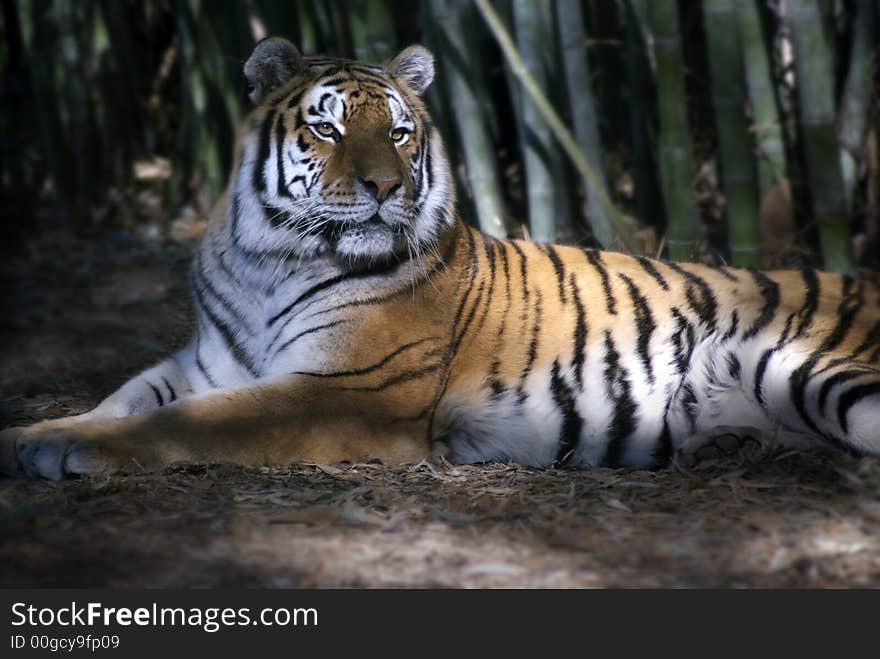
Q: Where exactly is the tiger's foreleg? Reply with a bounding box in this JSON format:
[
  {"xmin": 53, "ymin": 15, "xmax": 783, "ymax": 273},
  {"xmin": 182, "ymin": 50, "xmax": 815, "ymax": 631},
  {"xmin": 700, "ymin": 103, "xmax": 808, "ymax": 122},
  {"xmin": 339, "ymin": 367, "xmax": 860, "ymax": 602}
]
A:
[
  {"xmin": 0, "ymin": 375, "xmax": 432, "ymax": 480},
  {"xmin": 0, "ymin": 347, "xmax": 198, "ymax": 476}
]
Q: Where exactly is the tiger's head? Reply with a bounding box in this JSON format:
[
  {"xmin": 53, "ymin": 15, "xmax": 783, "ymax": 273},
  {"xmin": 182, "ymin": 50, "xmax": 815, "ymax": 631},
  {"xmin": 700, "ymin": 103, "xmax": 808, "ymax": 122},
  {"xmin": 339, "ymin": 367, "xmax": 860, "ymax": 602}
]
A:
[{"xmin": 228, "ymin": 37, "xmax": 454, "ymax": 270}]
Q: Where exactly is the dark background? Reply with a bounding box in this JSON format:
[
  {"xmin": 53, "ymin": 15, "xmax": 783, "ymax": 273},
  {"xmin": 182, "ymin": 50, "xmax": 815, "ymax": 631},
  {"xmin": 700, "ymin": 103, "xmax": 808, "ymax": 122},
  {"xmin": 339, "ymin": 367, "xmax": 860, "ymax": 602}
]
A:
[{"xmin": 1, "ymin": 0, "xmax": 877, "ymax": 271}]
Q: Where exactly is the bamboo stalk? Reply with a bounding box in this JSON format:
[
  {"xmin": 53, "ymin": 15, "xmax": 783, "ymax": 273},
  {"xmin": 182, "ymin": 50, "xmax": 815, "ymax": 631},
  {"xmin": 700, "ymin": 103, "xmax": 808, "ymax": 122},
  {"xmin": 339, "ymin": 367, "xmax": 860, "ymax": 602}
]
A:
[
  {"xmin": 623, "ymin": 0, "xmax": 660, "ymax": 242},
  {"xmin": 509, "ymin": 0, "xmax": 555, "ymax": 242},
  {"xmin": 475, "ymin": 0, "xmax": 635, "ymax": 252},
  {"xmin": 737, "ymin": 0, "xmax": 787, "ymax": 200},
  {"xmin": 838, "ymin": 0, "xmax": 875, "ymax": 208},
  {"xmin": 536, "ymin": 0, "xmax": 576, "ymax": 242},
  {"xmin": 787, "ymin": 0, "xmax": 853, "ymax": 272},
  {"xmin": 645, "ymin": 0, "xmax": 700, "ymax": 262},
  {"xmin": 704, "ymin": 0, "xmax": 761, "ymax": 268},
  {"xmin": 555, "ymin": 0, "xmax": 615, "ymax": 248},
  {"xmin": 430, "ymin": 0, "xmax": 509, "ymax": 238}
]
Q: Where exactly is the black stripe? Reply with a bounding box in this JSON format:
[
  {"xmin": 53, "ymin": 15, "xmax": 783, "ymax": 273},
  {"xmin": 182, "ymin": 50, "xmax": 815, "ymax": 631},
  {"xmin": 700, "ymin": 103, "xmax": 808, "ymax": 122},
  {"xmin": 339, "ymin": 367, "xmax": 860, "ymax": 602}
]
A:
[
  {"xmin": 853, "ymin": 320, "xmax": 880, "ymax": 359},
  {"xmin": 275, "ymin": 112, "xmax": 291, "ymax": 198},
  {"xmin": 789, "ymin": 277, "xmax": 864, "ymax": 438},
  {"xmin": 544, "ymin": 245, "xmax": 567, "ymax": 304},
  {"xmin": 340, "ymin": 362, "xmax": 442, "ymax": 392},
  {"xmin": 275, "ymin": 320, "xmax": 346, "ymax": 355},
  {"xmin": 148, "ymin": 383, "xmax": 163, "ymax": 407},
  {"xmin": 551, "ymin": 360, "xmax": 583, "ymax": 467},
  {"xmin": 726, "ymin": 352, "xmax": 741, "ymax": 380},
  {"xmin": 667, "ymin": 263, "xmax": 718, "ymax": 332},
  {"xmin": 711, "ymin": 264, "xmax": 739, "ymax": 281},
  {"xmin": 516, "ymin": 288, "xmax": 543, "ymax": 403},
  {"xmin": 680, "ymin": 383, "xmax": 698, "ymax": 433},
  {"xmin": 722, "ymin": 310, "xmax": 740, "ymax": 341},
  {"xmin": 216, "ymin": 250, "xmax": 245, "ymax": 289},
  {"xmin": 510, "ymin": 241, "xmax": 530, "ymax": 319},
  {"xmin": 742, "ymin": 269, "xmax": 780, "ymax": 340},
  {"xmin": 268, "ymin": 265, "xmax": 401, "ymax": 328},
  {"xmin": 487, "ymin": 240, "xmax": 514, "ymax": 397},
  {"xmin": 601, "ymin": 330, "xmax": 637, "ymax": 467},
  {"xmin": 252, "ymin": 110, "xmax": 274, "ymax": 193},
  {"xmin": 637, "ymin": 256, "xmax": 670, "ymax": 290},
  {"xmin": 303, "ymin": 241, "xmax": 453, "ymax": 321},
  {"xmin": 162, "ymin": 377, "xmax": 177, "ymax": 403},
  {"xmin": 294, "ymin": 338, "xmax": 435, "ymax": 379},
  {"xmin": 569, "ymin": 273, "xmax": 588, "ymax": 390},
  {"xmin": 193, "ymin": 255, "xmax": 251, "ymax": 329},
  {"xmin": 837, "ymin": 381, "xmax": 880, "ymax": 434},
  {"xmin": 195, "ymin": 336, "xmax": 220, "ymax": 388},
  {"xmin": 619, "ymin": 273, "xmax": 657, "ymax": 384},
  {"xmin": 754, "ymin": 313, "xmax": 795, "ymax": 406},
  {"xmin": 286, "ymin": 89, "xmax": 305, "ymax": 108},
  {"xmin": 653, "ymin": 419, "xmax": 673, "ymax": 467},
  {"xmin": 584, "ymin": 249, "xmax": 616, "ymax": 315},
  {"xmin": 193, "ymin": 283, "xmax": 258, "ymax": 376},
  {"xmin": 818, "ymin": 369, "xmax": 875, "ymax": 415},
  {"xmin": 670, "ymin": 307, "xmax": 696, "ymax": 375},
  {"xmin": 447, "ymin": 228, "xmax": 481, "ymax": 343},
  {"xmin": 792, "ymin": 267, "xmax": 820, "ymax": 340},
  {"xmin": 471, "ymin": 235, "xmax": 498, "ymax": 339}
]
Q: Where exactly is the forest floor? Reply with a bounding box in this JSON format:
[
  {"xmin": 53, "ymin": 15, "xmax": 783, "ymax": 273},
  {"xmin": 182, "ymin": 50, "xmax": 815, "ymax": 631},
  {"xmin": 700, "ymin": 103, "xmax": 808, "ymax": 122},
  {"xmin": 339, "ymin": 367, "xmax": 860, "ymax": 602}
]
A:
[{"xmin": 2, "ymin": 231, "xmax": 880, "ymax": 588}]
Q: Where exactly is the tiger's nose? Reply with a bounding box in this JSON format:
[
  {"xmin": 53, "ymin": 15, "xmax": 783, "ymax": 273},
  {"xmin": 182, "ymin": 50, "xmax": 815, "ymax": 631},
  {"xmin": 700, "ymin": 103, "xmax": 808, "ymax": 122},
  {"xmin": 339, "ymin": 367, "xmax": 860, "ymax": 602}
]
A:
[{"xmin": 359, "ymin": 176, "xmax": 401, "ymax": 202}]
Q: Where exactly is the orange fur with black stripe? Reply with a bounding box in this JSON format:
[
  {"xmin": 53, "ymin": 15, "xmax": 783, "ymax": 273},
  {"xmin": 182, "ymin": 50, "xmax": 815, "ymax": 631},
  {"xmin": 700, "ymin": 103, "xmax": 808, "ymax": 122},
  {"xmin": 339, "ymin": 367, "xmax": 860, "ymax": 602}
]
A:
[{"xmin": 1, "ymin": 39, "xmax": 879, "ymax": 480}]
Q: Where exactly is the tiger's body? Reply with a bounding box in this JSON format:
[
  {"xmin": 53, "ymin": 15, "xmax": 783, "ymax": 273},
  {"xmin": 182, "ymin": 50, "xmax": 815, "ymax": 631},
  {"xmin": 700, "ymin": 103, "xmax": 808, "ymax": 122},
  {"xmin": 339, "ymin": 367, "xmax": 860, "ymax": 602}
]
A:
[{"xmin": 2, "ymin": 38, "xmax": 879, "ymax": 480}]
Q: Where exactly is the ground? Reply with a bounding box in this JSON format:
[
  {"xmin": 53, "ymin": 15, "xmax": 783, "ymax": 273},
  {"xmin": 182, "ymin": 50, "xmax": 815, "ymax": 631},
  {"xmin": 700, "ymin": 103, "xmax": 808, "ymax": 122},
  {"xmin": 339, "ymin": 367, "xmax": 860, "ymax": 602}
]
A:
[{"xmin": 2, "ymin": 232, "xmax": 880, "ymax": 588}]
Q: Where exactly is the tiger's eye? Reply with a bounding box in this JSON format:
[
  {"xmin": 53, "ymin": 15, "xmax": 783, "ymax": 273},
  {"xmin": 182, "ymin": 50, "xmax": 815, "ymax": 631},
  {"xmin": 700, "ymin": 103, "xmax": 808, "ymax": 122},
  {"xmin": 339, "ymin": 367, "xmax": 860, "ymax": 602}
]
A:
[
  {"xmin": 316, "ymin": 122, "xmax": 336, "ymax": 137},
  {"xmin": 390, "ymin": 127, "xmax": 409, "ymax": 143}
]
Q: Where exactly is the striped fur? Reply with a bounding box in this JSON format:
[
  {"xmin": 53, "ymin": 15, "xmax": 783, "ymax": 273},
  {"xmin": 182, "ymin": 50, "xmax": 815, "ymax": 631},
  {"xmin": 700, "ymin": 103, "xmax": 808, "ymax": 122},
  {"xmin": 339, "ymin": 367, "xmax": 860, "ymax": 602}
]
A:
[{"xmin": 2, "ymin": 40, "xmax": 879, "ymax": 480}]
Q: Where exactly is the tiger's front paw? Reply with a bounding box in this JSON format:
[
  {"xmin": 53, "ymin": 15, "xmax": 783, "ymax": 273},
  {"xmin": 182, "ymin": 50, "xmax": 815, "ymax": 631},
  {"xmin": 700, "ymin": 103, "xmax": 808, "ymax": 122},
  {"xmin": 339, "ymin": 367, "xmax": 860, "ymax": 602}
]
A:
[{"xmin": 0, "ymin": 424, "xmax": 131, "ymax": 480}]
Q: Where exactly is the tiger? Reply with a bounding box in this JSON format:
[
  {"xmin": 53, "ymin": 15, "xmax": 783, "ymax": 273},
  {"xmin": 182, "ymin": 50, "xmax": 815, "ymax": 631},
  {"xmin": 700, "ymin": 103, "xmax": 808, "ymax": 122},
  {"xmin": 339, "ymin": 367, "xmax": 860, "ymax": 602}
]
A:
[{"xmin": 2, "ymin": 37, "xmax": 879, "ymax": 481}]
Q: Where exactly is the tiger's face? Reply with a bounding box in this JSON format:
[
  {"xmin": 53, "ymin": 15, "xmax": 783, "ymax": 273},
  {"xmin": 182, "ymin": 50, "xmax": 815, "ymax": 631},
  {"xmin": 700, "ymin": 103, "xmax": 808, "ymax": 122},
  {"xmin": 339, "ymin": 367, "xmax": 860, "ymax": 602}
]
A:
[{"xmin": 230, "ymin": 38, "xmax": 454, "ymax": 269}]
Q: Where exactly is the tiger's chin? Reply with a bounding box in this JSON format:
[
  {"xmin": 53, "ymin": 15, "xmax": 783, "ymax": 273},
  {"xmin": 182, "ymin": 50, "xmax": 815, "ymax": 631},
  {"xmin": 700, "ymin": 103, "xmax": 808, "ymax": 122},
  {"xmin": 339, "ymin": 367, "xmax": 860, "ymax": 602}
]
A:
[{"xmin": 331, "ymin": 217, "xmax": 408, "ymax": 272}]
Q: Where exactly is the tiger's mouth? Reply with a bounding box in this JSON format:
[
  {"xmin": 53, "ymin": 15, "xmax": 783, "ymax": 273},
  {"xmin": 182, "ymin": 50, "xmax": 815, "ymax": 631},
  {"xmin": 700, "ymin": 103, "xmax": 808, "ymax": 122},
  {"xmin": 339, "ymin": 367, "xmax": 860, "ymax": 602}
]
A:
[
  {"xmin": 315, "ymin": 213, "xmax": 405, "ymax": 242},
  {"xmin": 318, "ymin": 213, "xmax": 409, "ymax": 268}
]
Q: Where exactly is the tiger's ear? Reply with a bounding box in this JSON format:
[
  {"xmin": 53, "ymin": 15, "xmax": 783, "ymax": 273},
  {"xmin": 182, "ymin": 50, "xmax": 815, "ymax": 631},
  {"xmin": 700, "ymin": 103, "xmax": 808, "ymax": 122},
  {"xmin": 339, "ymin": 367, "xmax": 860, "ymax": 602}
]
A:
[
  {"xmin": 244, "ymin": 37, "xmax": 305, "ymax": 104},
  {"xmin": 386, "ymin": 45, "xmax": 434, "ymax": 96}
]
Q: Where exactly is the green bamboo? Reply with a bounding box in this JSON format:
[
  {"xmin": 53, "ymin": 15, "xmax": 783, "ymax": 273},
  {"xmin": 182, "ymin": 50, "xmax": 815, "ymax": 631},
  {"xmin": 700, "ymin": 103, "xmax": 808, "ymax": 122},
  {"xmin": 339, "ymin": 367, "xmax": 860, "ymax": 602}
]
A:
[
  {"xmin": 788, "ymin": 0, "xmax": 853, "ymax": 272},
  {"xmin": 645, "ymin": 0, "xmax": 700, "ymax": 261},
  {"xmin": 537, "ymin": 0, "xmax": 575, "ymax": 242},
  {"xmin": 555, "ymin": 0, "xmax": 615, "ymax": 248},
  {"xmin": 430, "ymin": 0, "xmax": 509, "ymax": 238},
  {"xmin": 510, "ymin": 0, "xmax": 555, "ymax": 242},
  {"xmin": 838, "ymin": 0, "xmax": 875, "ymax": 208},
  {"xmin": 474, "ymin": 0, "xmax": 635, "ymax": 252},
  {"xmin": 623, "ymin": 0, "xmax": 660, "ymax": 243},
  {"xmin": 737, "ymin": 0, "xmax": 786, "ymax": 200},
  {"xmin": 704, "ymin": 0, "xmax": 761, "ymax": 268}
]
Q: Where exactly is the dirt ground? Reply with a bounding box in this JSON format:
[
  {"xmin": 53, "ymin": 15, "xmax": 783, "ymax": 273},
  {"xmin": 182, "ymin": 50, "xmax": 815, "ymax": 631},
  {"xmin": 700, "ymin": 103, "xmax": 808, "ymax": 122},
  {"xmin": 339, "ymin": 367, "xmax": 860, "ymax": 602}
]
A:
[{"xmin": 2, "ymin": 232, "xmax": 880, "ymax": 588}]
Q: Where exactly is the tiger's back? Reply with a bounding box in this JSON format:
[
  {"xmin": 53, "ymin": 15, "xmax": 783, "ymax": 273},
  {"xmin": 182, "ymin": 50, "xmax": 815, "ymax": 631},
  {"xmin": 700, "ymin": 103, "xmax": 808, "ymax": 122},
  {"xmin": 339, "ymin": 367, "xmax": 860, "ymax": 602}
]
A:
[{"xmin": 435, "ymin": 231, "xmax": 880, "ymax": 467}]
